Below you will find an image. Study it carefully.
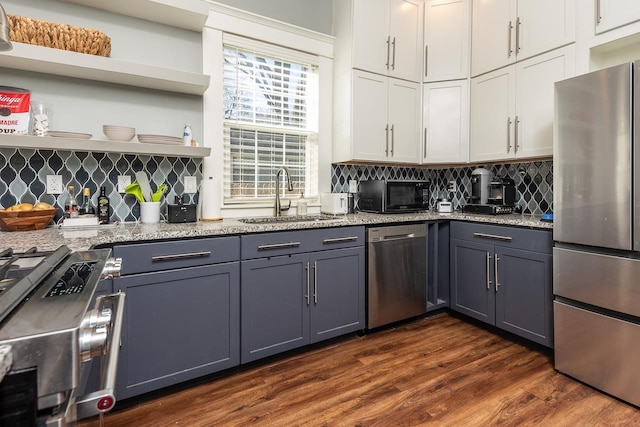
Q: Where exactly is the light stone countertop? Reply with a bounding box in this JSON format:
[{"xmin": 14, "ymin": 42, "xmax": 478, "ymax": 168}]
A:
[{"xmin": 0, "ymin": 211, "xmax": 552, "ymax": 253}]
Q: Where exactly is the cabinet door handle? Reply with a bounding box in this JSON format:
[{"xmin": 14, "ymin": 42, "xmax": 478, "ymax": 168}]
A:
[
  {"xmin": 516, "ymin": 17, "xmax": 521, "ymax": 53},
  {"xmin": 474, "ymin": 232, "xmax": 513, "ymax": 241},
  {"xmin": 390, "ymin": 124, "xmax": 395, "ymax": 156},
  {"xmin": 486, "ymin": 252, "xmax": 492, "ymax": 290},
  {"xmin": 313, "ymin": 260, "xmax": 318, "ymax": 304},
  {"xmin": 596, "ymin": 0, "xmax": 602, "ymax": 24},
  {"xmin": 507, "ymin": 21, "xmax": 513, "ymax": 57},
  {"xmin": 507, "ymin": 117, "xmax": 513, "ymax": 153},
  {"xmin": 385, "ymin": 124, "xmax": 390, "ymax": 156},
  {"xmin": 306, "ymin": 262, "xmax": 310, "ymax": 306},
  {"xmin": 257, "ymin": 242, "xmax": 301, "ymax": 251},
  {"xmin": 424, "ymin": 127, "xmax": 427, "ymax": 159},
  {"xmin": 386, "ymin": 35, "xmax": 391, "ymax": 69},
  {"xmin": 151, "ymin": 251, "xmax": 210, "ymax": 261},
  {"xmin": 425, "ymin": 45, "xmax": 428, "ymax": 77},
  {"xmin": 323, "ymin": 236, "xmax": 358, "ymax": 244},
  {"xmin": 391, "ymin": 37, "xmax": 396, "ymax": 70},
  {"xmin": 514, "ymin": 116, "xmax": 520, "ymax": 153},
  {"xmin": 495, "ymin": 254, "xmax": 500, "ymax": 292}
]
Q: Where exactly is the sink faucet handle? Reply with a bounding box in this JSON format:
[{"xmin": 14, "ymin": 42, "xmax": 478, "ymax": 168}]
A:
[{"xmin": 281, "ymin": 199, "xmax": 292, "ymax": 212}]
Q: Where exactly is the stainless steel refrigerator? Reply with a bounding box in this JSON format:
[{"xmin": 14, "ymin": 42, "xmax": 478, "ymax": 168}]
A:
[{"xmin": 554, "ymin": 61, "xmax": 640, "ymax": 407}]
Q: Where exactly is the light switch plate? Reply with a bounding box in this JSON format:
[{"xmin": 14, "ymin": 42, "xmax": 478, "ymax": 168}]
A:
[
  {"xmin": 349, "ymin": 180, "xmax": 358, "ymax": 193},
  {"xmin": 46, "ymin": 175, "xmax": 63, "ymax": 194},
  {"xmin": 184, "ymin": 176, "xmax": 197, "ymax": 194},
  {"xmin": 117, "ymin": 175, "xmax": 131, "ymax": 193}
]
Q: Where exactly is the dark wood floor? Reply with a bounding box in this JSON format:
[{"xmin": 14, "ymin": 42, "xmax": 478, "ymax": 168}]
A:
[{"xmin": 81, "ymin": 313, "xmax": 639, "ymax": 426}]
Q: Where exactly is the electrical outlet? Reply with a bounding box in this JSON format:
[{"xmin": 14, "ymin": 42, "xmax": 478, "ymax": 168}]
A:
[
  {"xmin": 46, "ymin": 175, "xmax": 63, "ymax": 194},
  {"xmin": 448, "ymin": 181, "xmax": 457, "ymax": 192},
  {"xmin": 117, "ymin": 175, "xmax": 131, "ymax": 193},
  {"xmin": 184, "ymin": 176, "xmax": 197, "ymax": 194},
  {"xmin": 349, "ymin": 180, "xmax": 358, "ymax": 193}
]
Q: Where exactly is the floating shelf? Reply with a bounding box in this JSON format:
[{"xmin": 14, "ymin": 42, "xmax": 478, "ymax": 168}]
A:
[
  {"xmin": 0, "ymin": 134, "xmax": 211, "ymax": 158},
  {"xmin": 59, "ymin": 0, "xmax": 209, "ymax": 32},
  {"xmin": 0, "ymin": 43, "xmax": 210, "ymax": 95}
]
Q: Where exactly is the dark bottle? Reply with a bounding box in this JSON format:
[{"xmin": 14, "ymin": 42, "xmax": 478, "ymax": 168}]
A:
[
  {"xmin": 79, "ymin": 187, "xmax": 96, "ymax": 215},
  {"xmin": 97, "ymin": 186, "xmax": 110, "ymax": 224}
]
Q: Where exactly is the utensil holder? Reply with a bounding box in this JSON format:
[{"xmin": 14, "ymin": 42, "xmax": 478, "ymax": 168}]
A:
[{"xmin": 140, "ymin": 201, "xmax": 160, "ymax": 223}]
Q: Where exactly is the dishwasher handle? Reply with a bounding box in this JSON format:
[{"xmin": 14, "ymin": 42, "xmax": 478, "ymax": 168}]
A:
[{"xmin": 376, "ymin": 233, "xmax": 417, "ymax": 242}]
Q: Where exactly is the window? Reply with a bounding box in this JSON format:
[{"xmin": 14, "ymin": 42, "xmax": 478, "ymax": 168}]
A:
[{"xmin": 223, "ymin": 43, "xmax": 319, "ymax": 203}]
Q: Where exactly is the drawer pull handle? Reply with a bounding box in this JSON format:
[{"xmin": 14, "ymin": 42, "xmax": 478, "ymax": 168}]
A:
[
  {"xmin": 152, "ymin": 251, "xmax": 211, "ymax": 261},
  {"xmin": 473, "ymin": 232, "xmax": 513, "ymax": 241},
  {"xmin": 323, "ymin": 236, "xmax": 359, "ymax": 244},
  {"xmin": 257, "ymin": 242, "xmax": 301, "ymax": 251}
]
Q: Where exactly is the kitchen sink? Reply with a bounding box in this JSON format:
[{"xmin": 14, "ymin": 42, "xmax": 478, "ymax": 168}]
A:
[{"xmin": 238, "ymin": 214, "xmax": 345, "ymax": 224}]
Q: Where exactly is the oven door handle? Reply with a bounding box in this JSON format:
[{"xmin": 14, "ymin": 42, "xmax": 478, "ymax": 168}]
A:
[{"xmin": 75, "ymin": 291, "xmax": 126, "ymax": 419}]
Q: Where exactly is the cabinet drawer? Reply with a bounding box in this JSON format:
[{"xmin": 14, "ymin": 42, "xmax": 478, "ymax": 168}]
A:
[
  {"xmin": 450, "ymin": 221, "xmax": 552, "ymax": 253},
  {"xmin": 241, "ymin": 227, "xmax": 365, "ymax": 260},
  {"xmin": 114, "ymin": 236, "xmax": 240, "ymax": 275},
  {"xmin": 307, "ymin": 226, "xmax": 365, "ymax": 252}
]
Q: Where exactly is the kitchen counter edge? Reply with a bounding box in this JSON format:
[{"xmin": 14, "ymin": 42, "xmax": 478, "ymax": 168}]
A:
[{"xmin": 0, "ymin": 212, "xmax": 552, "ymax": 253}]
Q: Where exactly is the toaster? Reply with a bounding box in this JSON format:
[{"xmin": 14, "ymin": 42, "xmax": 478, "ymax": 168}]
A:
[
  {"xmin": 320, "ymin": 193, "xmax": 348, "ymax": 215},
  {"xmin": 167, "ymin": 203, "xmax": 197, "ymax": 223}
]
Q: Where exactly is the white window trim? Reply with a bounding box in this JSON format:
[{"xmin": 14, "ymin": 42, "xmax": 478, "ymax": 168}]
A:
[{"xmin": 202, "ymin": 2, "xmax": 334, "ymax": 218}]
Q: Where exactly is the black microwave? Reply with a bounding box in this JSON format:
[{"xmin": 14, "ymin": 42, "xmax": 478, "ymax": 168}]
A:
[{"xmin": 358, "ymin": 180, "xmax": 430, "ymax": 213}]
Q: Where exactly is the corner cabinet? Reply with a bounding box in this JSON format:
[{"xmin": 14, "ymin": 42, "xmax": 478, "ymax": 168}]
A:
[
  {"xmin": 424, "ymin": 0, "xmax": 470, "ymax": 83},
  {"xmin": 471, "ymin": 0, "xmax": 575, "ymax": 77},
  {"xmin": 450, "ymin": 222, "xmax": 553, "ymax": 347},
  {"xmin": 470, "ymin": 45, "xmax": 575, "ymax": 162},
  {"xmin": 112, "ymin": 237, "xmax": 240, "ymax": 400},
  {"xmin": 240, "ymin": 227, "xmax": 365, "ymax": 363},
  {"xmin": 351, "ymin": 0, "xmax": 424, "ymax": 82},
  {"xmin": 423, "ymin": 80, "xmax": 469, "ymax": 164}
]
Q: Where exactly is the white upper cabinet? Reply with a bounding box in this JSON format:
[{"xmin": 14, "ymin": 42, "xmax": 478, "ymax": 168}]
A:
[
  {"xmin": 471, "ymin": 0, "xmax": 575, "ymax": 77},
  {"xmin": 423, "ymin": 80, "xmax": 469, "ymax": 163},
  {"xmin": 424, "ymin": 0, "xmax": 470, "ymax": 82},
  {"xmin": 347, "ymin": 70, "xmax": 421, "ymax": 163},
  {"xmin": 352, "ymin": 0, "xmax": 424, "ymax": 82},
  {"xmin": 595, "ymin": 0, "xmax": 640, "ymax": 34},
  {"xmin": 470, "ymin": 45, "xmax": 575, "ymax": 162}
]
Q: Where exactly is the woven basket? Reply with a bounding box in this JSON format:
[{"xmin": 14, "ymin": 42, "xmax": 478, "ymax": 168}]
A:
[{"xmin": 8, "ymin": 14, "xmax": 111, "ymax": 57}]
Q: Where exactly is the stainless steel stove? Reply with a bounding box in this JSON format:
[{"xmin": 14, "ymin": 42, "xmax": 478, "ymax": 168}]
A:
[{"xmin": 0, "ymin": 245, "xmax": 124, "ymax": 426}]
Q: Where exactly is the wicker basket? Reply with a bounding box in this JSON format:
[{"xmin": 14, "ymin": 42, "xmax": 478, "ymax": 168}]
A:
[{"xmin": 8, "ymin": 14, "xmax": 111, "ymax": 57}]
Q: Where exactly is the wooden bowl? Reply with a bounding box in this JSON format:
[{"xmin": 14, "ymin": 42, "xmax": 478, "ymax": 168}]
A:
[{"xmin": 0, "ymin": 208, "xmax": 58, "ymax": 232}]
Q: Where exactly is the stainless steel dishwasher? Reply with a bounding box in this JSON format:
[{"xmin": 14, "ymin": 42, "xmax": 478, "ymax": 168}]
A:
[{"xmin": 367, "ymin": 223, "xmax": 427, "ymax": 329}]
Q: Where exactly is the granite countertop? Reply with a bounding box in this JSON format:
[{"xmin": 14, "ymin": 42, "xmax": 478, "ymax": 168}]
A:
[{"xmin": 0, "ymin": 211, "xmax": 552, "ymax": 253}]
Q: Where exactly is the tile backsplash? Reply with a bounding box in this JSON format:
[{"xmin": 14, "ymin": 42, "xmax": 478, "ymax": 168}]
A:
[
  {"xmin": 331, "ymin": 161, "xmax": 553, "ymax": 214},
  {"xmin": 0, "ymin": 148, "xmax": 201, "ymax": 223},
  {"xmin": 0, "ymin": 146, "xmax": 552, "ymax": 224}
]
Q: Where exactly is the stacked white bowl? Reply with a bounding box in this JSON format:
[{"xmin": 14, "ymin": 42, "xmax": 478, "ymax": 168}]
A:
[{"xmin": 103, "ymin": 125, "xmax": 135, "ymax": 142}]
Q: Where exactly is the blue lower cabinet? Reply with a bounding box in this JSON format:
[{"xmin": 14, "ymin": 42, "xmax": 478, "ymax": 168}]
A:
[
  {"xmin": 309, "ymin": 247, "xmax": 365, "ymax": 343},
  {"xmin": 450, "ymin": 222, "xmax": 553, "ymax": 347},
  {"xmin": 115, "ymin": 262, "xmax": 240, "ymax": 400},
  {"xmin": 241, "ymin": 228, "xmax": 366, "ymax": 364},
  {"xmin": 241, "ymin": 254, "xmax": 310, "ymax": 363}
]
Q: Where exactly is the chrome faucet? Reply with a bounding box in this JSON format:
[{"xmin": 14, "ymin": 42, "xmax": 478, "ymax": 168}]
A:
[{"xmin": 274, "ymin": 167, "xmax": 294, "ymax": 217}]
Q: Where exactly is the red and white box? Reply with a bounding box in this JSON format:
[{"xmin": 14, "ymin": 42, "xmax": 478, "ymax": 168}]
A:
[{"xmin": 0, "ymin": 86, "xmax": 31, "ymax": 135}]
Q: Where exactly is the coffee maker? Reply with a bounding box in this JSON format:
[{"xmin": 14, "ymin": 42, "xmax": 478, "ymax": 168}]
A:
[
  {"xmin": 488, "ymin": 177, "xmax": 516, "ymax": 206},
  {"xmin": 468, "ymin": 167, "xmax": 492, "ymax": 204},
  {"xmin": 463, "ymin": 168, "xmax": 515, "ymax": 215}
]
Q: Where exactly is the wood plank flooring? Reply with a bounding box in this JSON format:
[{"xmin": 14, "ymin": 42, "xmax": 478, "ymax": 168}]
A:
[{"xmin": 80, "ymin": 313, "xmax": 639, "ymax": 426}]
